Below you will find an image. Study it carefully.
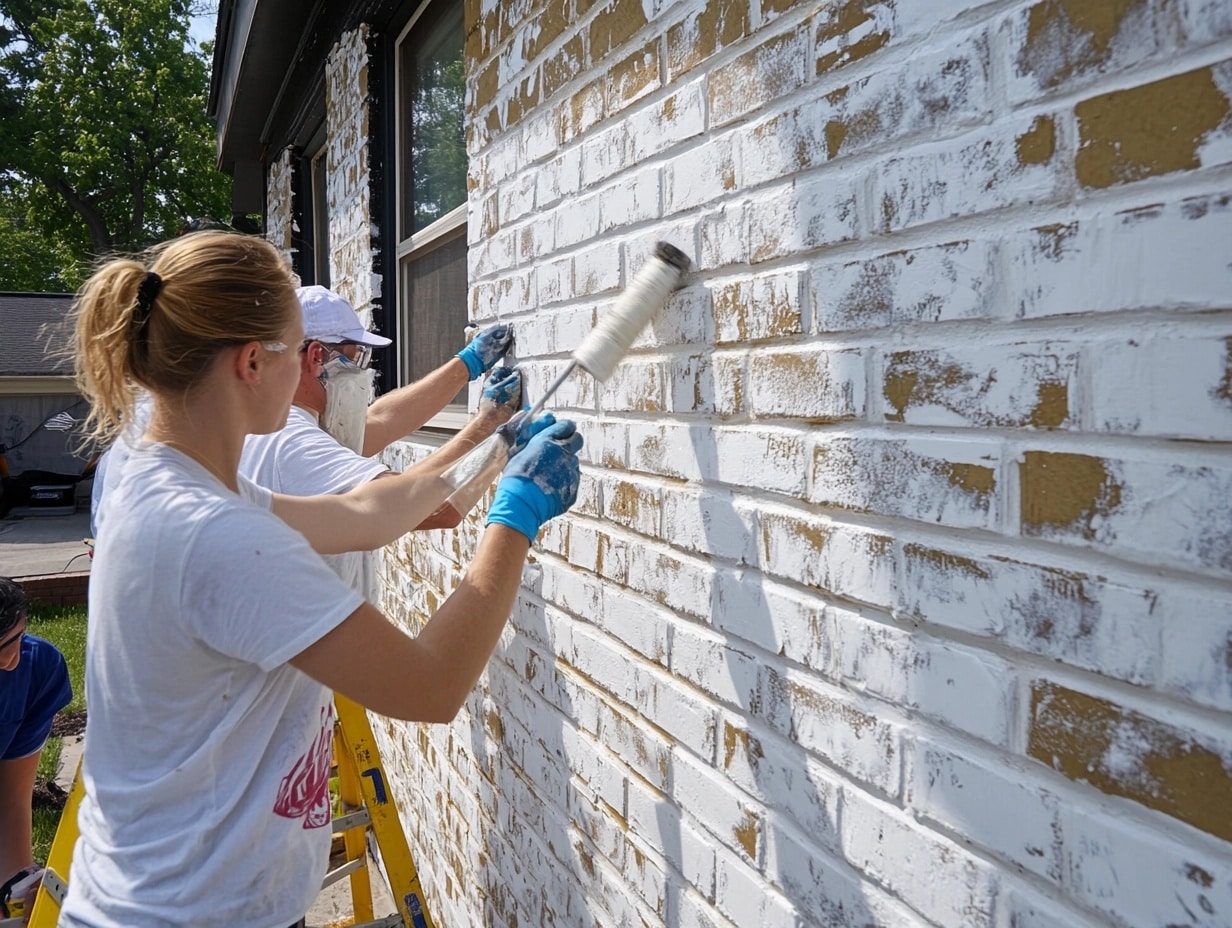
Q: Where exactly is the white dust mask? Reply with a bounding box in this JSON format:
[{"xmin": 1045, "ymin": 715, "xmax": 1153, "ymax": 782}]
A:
[{"xmin": 320, "ymin": 356, "xmax": 374, "ymax": 453}]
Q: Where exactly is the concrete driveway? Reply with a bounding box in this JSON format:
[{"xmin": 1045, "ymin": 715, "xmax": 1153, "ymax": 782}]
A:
[{"xmin": 0, "ymin": 509, "xmax": 93, "ymax": 578}]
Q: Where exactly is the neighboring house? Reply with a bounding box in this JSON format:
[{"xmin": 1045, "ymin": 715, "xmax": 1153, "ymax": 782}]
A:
[
  {"xmin": 0, "ymin": 293, "xmax": 92, "ymax": 511},
  {"xmin": 210, "ymin": 2, "xmax": 1232, "ymax": 926}
]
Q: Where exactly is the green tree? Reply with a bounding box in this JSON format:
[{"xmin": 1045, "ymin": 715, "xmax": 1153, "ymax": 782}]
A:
[{"xmin": 0, "ymin": 0, "xmax": 229, "ymax": 283}]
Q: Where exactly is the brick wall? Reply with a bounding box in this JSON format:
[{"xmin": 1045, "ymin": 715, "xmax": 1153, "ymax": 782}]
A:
[{"xmin": 295, "ymin": 0, "xmax": 1232, "ymax": 925}]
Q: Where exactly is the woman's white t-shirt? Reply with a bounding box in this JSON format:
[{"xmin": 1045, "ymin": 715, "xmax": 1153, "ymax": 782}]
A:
[{"xmin": 60, "ymin": 443, "xmax": 363, "ymax": 928}]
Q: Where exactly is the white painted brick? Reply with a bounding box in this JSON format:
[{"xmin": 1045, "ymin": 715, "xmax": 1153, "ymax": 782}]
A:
[
  {"xmin": 661, "ymin": 486, "xmax": 759, "ymax": 565},
  {"xmin": 1062, "ymin": 804, "xmax": 1232, "ymax": 928},
  {"xmin": 1004, "ymin": 195, "xmax": 1232, "ymax": 319},
  {"xmin": 1158, "ymin": 584, "xmax": 1232, "ymax": 711},
  {"xmin": 757, "ymin": 510, "xmax": 896, "ymax": 608},
  {"xmin": 711, "ymin": 426, "xmax": 808, "ymax": 497},
  {"xmin": 622, "ymin": 832, "xmax": 672, "ymax": 919},
  {"xmin": 626, "ymin": 541, "xmax": 716, "ymax": 620},
  {"xmin": 673, "ymin": 748, "xmax": 765, "ymax": 866},
  {"xmin": 1178, "ymin": 0, "xmax": 1232, "ymax": 49},
  {"xmin": 765, "ymin": 820, "xmax": 933, "ymax": 928},
  {"xmin": 709, "ymin": 21, "xmax": 811, "ymax": 129},
  {"xmin": 634, "ymin": 663, "xmax": 717, "ymax": 761},
  {"xmin": 520, "ymin": 106, "xmax": 560, "ymax": 164},
  {"xmin": 908, "ymin": 739, "xmax": 1062, "ymax": 880},
  {"xmin": 873, "ymin": 118, "xmax": 1063, "ymax": 234},
  {"xmin": 758, "ymin": 665, "xmax": 903, "ymax": 796},
  {"xmin": 718, "ymin": 715, "xmax": 842, "ymax": 851},
  {"xmin": 540, "ymin": 558, "xmax": 604, "ymax": 619},
  {"xmin": 710, "ymin": 267, "xmax": 806, "ymax": 345},
  {"xmin": 580, "ymin": 122, "xmax": 630, "ymax": 187},
  {"xmin": 627, "ymin": 78, "xmax": 706, "ymax": 163},
  {"xmin": 812, "ymin": 238, "xmax": 999, "ymax": 333},
  {"xmin": 515, "ymin": 215, "xmax": 555, "ymax": 266},
  {"xmin": 564, "ymin": 621, "xmax": 641, "ymax": 707},
  {"xmin": 670, "ymin": 619, "xmax": 761, "ymax": 710},
  {"xmin": 667, "ymin": 351, "xmax": 744, "ymax": 417},
  {"xmin": 901, "ymin": 544, "xmax": 1161, "ymax": 684},
  {"xmin": 626, "ymin": 778, "xmax": 716, "ymax": 899},
  {"xmin": 881, "ymin": 342, "xmax": 1080, "ymax": 429},
  {"xmin": 735, "ymin": 99, "xmax": 826, "ymax": 190},
  {"xmin": 712, "ymin": 568, "xmax": 834, "ymax": 673},
  {"xmin": 627, "ymin": 421, "xmax": 710, "ymax": 482},
  {"xmin": 552, "ymin": 189, "xmax": 603, "ymax": 248},
  {"xmin": 499, "ymin": 169, "xmax": 537, "ymax": 225},
  {"xmin": 638, "ymin": 280, "xmax": 712, "ymax": 351},
  {"xmin": 747, "ymin": 175, "xmax": 862, "ymax": 263},
  {"xmin": 534, "ymin": 144, "xmax": 582, "ymax": 209},
  {"xmin": 999, "ymin": 878, "xmax": 1109, "ymax": 928},
  {"xmin": 600, "ymin": 358, "xmax": 665, "ymax": 413},
  {"xmin": 598, "ymin": 470, "xmax": 660, "ymax": 534},
  {"xmin": 747, "ymin": 347, "xmax": 865, "ymax": 421},
  {"xmin": 492, "ymin": 268, "xmax": 536, "ymax": 317},
  {"xmin": 664, "ymin": 134, "xmax": 739, "ymax": 215},
  {"xmin": 598, "ymin": 166, "xmax": 662, "ymax": 233},
  {"xmin": 834, "ymin": 609, "xmax": 1015, "ymax": 745},
  {"xmin": 811, "ymin": 435, "xmax": 1001, "ymax": 529},
  {"xmin": 1089, "ymin": 335, "xmax": 1232, "ymax": 441},
  {"xmin": 698, "ymin": 201, "xmax": 749, "ymax": 270},
  {"xmin": 841, "ymin": 787, "xmax": 1000, "ymax": 928},
  {"xmin": 596, "ymin": 579, "xmax": 670, "ymax": 664},
  {"xmin": 572, "ymin": 238, "xmax": 623, "ymax": 296},
  {"xmin": 715, "ymin": 843, "xmax": 803, "ymax": 928}
]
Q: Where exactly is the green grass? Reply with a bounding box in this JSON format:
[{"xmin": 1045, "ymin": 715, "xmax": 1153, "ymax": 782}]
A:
[{"xmin": 25, "ymin": 602, "xmax": 88, "ymax": 864}]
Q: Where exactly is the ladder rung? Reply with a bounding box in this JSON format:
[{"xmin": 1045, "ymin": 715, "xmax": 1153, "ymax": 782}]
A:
[
  {"xmin": 331, "ymin": 807, "xmax": 372, "ymax": 833},
  {"xmin": 351, "ymin": 917, "xmax": 405, "ymax": 928},
  {"xmin": 320, "ymin": 855, "xmax": 367, "ymax": 889}
]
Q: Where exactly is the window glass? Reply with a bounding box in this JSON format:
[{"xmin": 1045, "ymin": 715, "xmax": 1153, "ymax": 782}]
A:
[
  {"xmin": 396, "ymin": 0, "xmax": 469, "ymax": 423},
  {"xmin": 403, "ymin": 2, "xmax": 465, "ymax": 235}
]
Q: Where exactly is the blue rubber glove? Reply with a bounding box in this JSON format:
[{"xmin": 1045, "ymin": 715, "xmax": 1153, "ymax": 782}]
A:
[
  {"xmin": 500, "ymin": 410, "xmax": 557, "ymax": 456},
  {"xmin": 486, "ymin": 418, "xmax": 583, "ymax": 541},
  {"xmin": 480, "ymin": 366, "xmax": 522, "ymax": 416},
  {"xmin": 456, "ymin": 324, "xmax": 514, "ymax": 379}
]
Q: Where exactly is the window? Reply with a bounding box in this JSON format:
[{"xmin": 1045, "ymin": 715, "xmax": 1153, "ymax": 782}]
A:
[
  {"xmin": 293, "ymin": 125, "xmax": 331, "ymax": 287},
  {"xmin": 396, "ymin": 0, "xmax": 468, "ymax": 428}
]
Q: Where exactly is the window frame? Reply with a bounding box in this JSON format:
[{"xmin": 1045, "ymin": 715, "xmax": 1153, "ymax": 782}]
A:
[{"xmin": 393, "ymin": 0, "xmax": 469, "ymax": 431}]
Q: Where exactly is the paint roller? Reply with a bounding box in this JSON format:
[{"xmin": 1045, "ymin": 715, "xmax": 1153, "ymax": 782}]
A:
[{"xmin": 431, "ymin": 241, "xmax": 691, "ymax": 522}]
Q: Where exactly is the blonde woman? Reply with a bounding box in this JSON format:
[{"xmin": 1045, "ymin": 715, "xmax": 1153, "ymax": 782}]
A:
[{"xmin": 61, "ymin": 232, "xmax": 581, "ymax": 928}]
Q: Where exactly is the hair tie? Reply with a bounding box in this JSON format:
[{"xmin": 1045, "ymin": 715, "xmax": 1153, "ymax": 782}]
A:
[
  {"xmin": 137, "ymin": 271, "xmax": 162, "ymax": 310},
  {"xmin": 132, "ymin": 271, "xmax": 161, "ymax": 338}
]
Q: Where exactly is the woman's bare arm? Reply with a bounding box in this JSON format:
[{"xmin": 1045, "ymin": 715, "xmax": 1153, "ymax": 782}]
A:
[{"xmin": 288, "ymin": 523, "xmax": 531, "ymax": 720}]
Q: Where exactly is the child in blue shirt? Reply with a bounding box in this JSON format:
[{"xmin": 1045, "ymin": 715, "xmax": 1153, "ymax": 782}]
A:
[{"xmin": 0, "ymin": 576, "xmax": 73, "ymax": 920}]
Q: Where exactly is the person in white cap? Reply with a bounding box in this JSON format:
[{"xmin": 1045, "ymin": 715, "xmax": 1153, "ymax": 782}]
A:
[{"xmin": 239, "ymin": 285, "xmax": 520, "ymax": 596}]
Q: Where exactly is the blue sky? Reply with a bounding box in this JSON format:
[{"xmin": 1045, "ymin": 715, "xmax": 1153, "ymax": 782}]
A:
[{"xmin": 189, "ymin": 10, "xmax": 216, "ymax": 49}]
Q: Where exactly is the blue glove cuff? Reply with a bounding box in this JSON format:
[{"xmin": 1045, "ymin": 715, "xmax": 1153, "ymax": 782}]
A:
[
  {"xmin": 456, "ymin": 345, "xmax": 484, "ymax": 380},
  {"xmin": 486, "ymin": 475, "xmax": 551, "ymax": 541}
]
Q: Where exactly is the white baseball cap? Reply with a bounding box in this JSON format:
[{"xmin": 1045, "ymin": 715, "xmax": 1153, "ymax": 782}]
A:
[{"xmin": 296, "ymin": 285, "xmax": 392, "ymax": 347}]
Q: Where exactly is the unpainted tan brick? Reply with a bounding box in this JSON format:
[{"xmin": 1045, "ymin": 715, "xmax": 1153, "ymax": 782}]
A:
[
  {"xmin": 542, "ymin": 32, "xmax": 585, "ymax": 101},
  {"xmin": 1076, "ymin": 66, "xmax": 1231, "ymax": 188},
  {"xmin": 814, "ymin": 0, "xmax": 891, "ymax": 76},
  {"xmin": 605, "ymin": 39, "xmax": 660, "ymax": 116},
  {"xmin": 1029, "ymin": 680, "xmax": 1232, "ymax": 841},
  {"xmin": 709, "ymin": 25, "xmax": 809, "ymax": 126},
  {"xmin": 1016, "ymin": 0, "xmax": 1154, "ymax": 90},
  {"xmin": 589, "ymin": 0, "xmax": 649, "ymax": 59},
  {"xmin": 667, "ymin": 0, "xmax": 750, "ymax": 77},
  {"xmin": 1020, "ymin": 452, "xmax": 1122, "ymax": 539}
]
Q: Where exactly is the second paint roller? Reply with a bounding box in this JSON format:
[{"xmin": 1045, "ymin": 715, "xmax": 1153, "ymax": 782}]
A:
[{"xmin": 434, "ymin": 241, "xmax": 691, "ymax": 523}]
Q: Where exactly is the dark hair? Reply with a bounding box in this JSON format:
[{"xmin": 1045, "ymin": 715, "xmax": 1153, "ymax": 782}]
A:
[{"xmin": 0, "ymin": 577, "xmax": 28, "ymax": 638}]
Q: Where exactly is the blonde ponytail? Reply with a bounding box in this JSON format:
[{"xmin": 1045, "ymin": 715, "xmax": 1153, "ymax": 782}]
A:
[{"xmin": 72, "ymin": 232, "xmax": 298, "ymax": 445}]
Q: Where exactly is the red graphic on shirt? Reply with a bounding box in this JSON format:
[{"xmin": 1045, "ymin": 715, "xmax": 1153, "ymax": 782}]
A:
[{"xmin": 273, "ymin": 704, "xmax": 334, "ymax": 829}]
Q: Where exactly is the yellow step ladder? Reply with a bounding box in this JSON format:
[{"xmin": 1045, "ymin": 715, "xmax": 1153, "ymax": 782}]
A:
[{"xmin": 26, "ymin": 694, "xmax": 436, "ymax": 928}]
